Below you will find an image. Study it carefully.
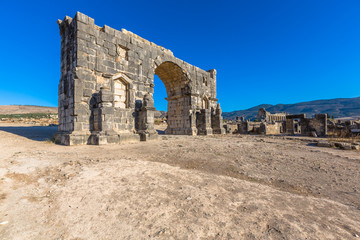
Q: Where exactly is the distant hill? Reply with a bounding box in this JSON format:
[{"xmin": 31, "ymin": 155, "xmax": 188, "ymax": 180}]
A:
[
  {"xmin": 223, "ymin": 97, "xmax": 360, "ymax": 120},
  {"xmin": 0, "ymin": 105, "xmax": 169, "ymax": 118},
  {"xmin": 154, "ymin": 110, "xmax": 166, "ymax": 118},
  {"xmin": 0, "ymin": 105, "xmax": 58, "ymax": 114},
  {"xmin": 3, "ymin": 98, "xmax": 359, "ymax": 121}
]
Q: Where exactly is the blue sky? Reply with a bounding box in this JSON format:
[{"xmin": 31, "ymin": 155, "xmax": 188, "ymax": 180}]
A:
[{"xmin": 1, "ymin": 0, "xmax": 359, "ymax": 112}]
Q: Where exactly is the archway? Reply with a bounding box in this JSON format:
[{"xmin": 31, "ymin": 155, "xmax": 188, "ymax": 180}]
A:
[
  {"xmin": 154, "ymin": 61, "xmax": 191, "ymax": 135},
  {"xmin": 56, "ymin": 12, "xmax": 225, "ymax": 145}
]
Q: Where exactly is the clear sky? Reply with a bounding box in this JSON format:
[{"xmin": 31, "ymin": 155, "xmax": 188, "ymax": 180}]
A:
[{"xmin": 1, "ymin": 0, "xmax": 359, "ymax": 112}]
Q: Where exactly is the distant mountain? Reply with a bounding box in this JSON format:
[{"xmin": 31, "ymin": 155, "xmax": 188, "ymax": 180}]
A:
[{"xmin": 223, "ymin": 97, "xmax": 360, "ymax": 120}]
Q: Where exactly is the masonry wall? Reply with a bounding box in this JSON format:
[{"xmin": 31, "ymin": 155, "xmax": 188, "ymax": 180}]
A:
[
  {"xmin": 261, "ymin": 122, "xmax": 283, "ymax": 135},
  {"xmin": 237, "ymin": 121, "xmax": 261, "ymax": 134},
  {"xmin": 223, "ymin": 123, "xmax": 238, "ymax": 134},
  {"xmin": 303, "ymin": 114, "xmax": 327, "ymax": 137},
  {"xmin": 58, "ymin": 17, "xmax": 77, "ymax": 134},
  {"xmin": 286, "ymin": 114, "xmax": 327, "ymax": 137},
  {"xmin": 237, "ymin": 122, "xmax": 248, "ymax": 134}
]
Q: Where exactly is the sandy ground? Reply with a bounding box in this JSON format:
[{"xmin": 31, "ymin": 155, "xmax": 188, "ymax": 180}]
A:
[{"xmin": 0, "ymin": 123, "xmax": 359, "ymax": 239}]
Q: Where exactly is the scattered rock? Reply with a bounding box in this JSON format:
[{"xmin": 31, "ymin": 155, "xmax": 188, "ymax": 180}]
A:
[
  {"xmin": 352, "ymin": 145, "xmax": 360, "ymax": 150},
  {"xmin": 311, "ymin": 131, "xmax": 318, "ymax": 137},
  {"xmin": 317, "ymin": 141, "xmax": 332, "ymax": 148},
  {"xmin": 334, "ymin": 142, "xmax": 353, "ymax": 150},
  {"xmin": 317, "ymin": 141, "xmax": 358, "ymax": 150}
]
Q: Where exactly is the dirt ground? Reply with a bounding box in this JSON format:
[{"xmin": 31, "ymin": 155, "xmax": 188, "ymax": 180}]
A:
[{"xmin": 0, "ymin": 123, "xmax": 359, "ymax": 239}]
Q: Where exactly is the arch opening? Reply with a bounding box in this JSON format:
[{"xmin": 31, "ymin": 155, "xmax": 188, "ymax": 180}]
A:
[{"xmin": 154, "ymin": 61, "xmax": 191, "ymax": 135}]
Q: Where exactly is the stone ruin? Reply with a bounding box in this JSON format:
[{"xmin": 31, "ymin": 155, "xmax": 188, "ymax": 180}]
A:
[
  {"xmin": 327, "ymin": 118, "xmax": 360, "ymax": 137},
  {"xmin": 234, "ymin": 108, "xmax": 286, "ymax": 135},
  {"xmin": 257, "ymin": 108, "xmax": 286, "ymax": 122},
  {"xmin": 55, "ymin": 12, "xmax": 225, "ymax": 145},
  {"xmin": 285, "ymin": 113, "xmax": 327, "ymax": 137},
  {"xmin": 233, "ymin": 108, "xmax": 327, "ymax": 137}
]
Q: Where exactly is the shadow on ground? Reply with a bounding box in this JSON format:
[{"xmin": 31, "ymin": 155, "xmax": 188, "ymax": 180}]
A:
[
  {"xmin": 0, "ymin": 126, "xmax": 58, "ymax": 141},
  {"xmin": 156, "ymin": 129, "xmax": 165, "ymax": 135}
]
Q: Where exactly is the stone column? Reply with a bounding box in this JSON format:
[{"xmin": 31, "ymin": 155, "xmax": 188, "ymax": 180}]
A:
[
  {"xmin": 138, "ymin": 94, "xmax": 158, "ymax": 141},
  {"xmin": 197, "ymin": 109, "xmax": 213, "ymax": 135},
  {"xmin": 211, "ymin": 103, "xmax": 226, "ymax": 134},
  {"xmin": 90, "ymin": 87, "xmax": 119, "ymax": 144},
  {"xmin": 189, "ymin": 109, "xmax": 198, "ymax": 135}
]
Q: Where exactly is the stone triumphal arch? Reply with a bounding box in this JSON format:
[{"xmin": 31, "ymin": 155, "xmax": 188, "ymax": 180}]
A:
[{"xmin": 56, "ymin": 12, "xmax": 225, "ymax": 145}]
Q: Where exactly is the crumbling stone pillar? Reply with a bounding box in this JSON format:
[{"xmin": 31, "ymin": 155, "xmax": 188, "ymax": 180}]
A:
[
  {"xmin": 138, "ymin": 94, "xmax": 158, "ymax": 141},
  {"xmin": 197, "ymin": 109, "xmax": 213, "ymax": 135},
  {"xmin": 189, "ymin": 109, "xmax": 198, "ymax": 135},
  {"xmin": 89, "ymin": 87, "xmax": 119, "ymax": 144},
  {"xmin": 211, "ymin": 103, "xmax": 226, "ymax": 134}
]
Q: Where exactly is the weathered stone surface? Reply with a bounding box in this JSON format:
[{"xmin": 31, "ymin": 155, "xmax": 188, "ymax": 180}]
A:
[
  {"xmin": 317, "ymin": 141, "xmax": 333, "ymax": 148},
  {"xmin": 316, "ymin": 141, "xmax": 359, "ymax": 150},
  {"xmin": 56, "ymin": 12, "xmax": 225, "ymax": 145},
  {"xmin": 335, "ymin": 142, "xmax": 352, "ymax": 150},
  {"xmin": 352, "ymin": 144, "xmax": 360, "ymax": 150}
]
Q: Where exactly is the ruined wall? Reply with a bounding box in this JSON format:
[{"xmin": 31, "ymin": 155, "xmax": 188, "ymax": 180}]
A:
[
  {"xmin": 56, "ymin": 12, "xmax": 224, "ymax": 145},
  {"xmin": 303, "ymin": 114, "xmax": 327, "ymax": 137},
  {"xmin": 286, "ymin": 119, "xmax": 294, "ymax": 134},
  {"xmin": 286, "ymin": 114, "xmax": 327, "ymax": 137},
  {"xmin": 237, "ymin": 121, "xmax": 261, "ymax": 134},
  {"xmin": 237, "ymin": 121, "xmax": 248, "ymax": 134},
  {"xmin": 258, "ymin": 108, "xmax": 286, "ymax": 122},
  {"xmin": 260, "ymin": 122, "xmax": 284, "ymax": 135},
  {"xmin": 286, "ymin": 114, "xmax": 305, "ymax": 135},
  {"xmin": 223, "ymin": 123, "xmax": 238, "ymax": 134}
]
